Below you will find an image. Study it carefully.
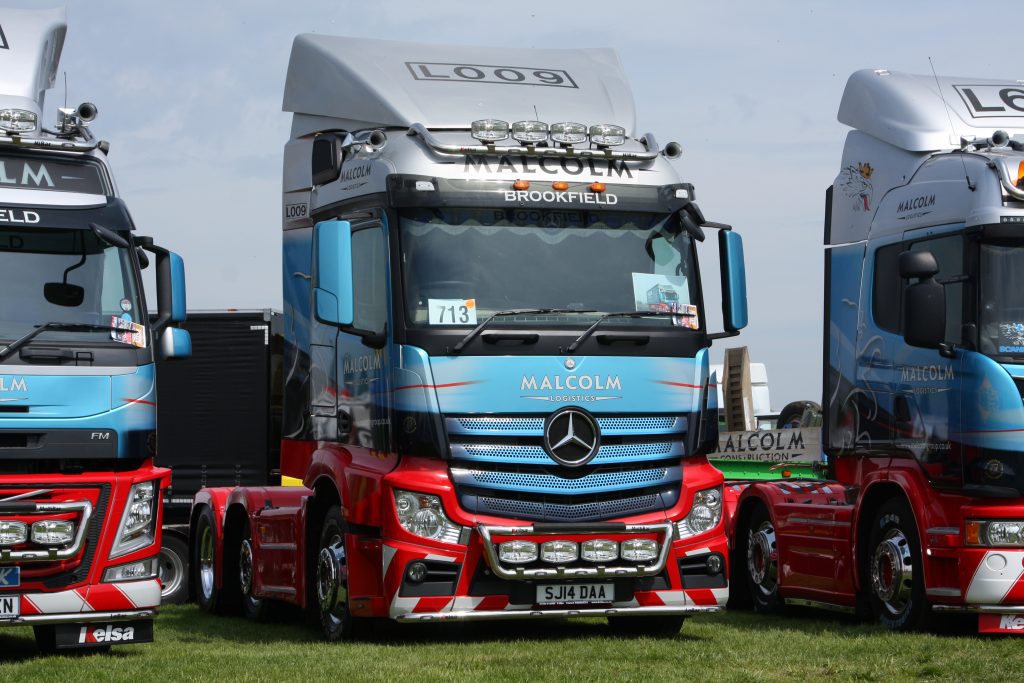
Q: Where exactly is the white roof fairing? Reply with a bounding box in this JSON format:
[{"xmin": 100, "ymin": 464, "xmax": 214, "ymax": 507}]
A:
[
  {"xmin": 283, "ymin": 35, "xmax": 636, "ymax": 134},
  {"xmin": 0, "ymin": 7, "xmax": 66, "ymax": 116},
  {"xmin": 839, "ymin": 69, "xmax": 1024, "ymax": 152}
]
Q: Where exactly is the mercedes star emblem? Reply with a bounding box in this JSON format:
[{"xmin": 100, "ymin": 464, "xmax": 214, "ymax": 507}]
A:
[{"xmin": 543, "ymin": 407, "xmax": 600, "ymax": 467}]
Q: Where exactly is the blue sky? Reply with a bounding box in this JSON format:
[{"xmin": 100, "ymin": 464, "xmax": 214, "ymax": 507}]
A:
[{"xmin": 2, "ymin": 1, "xmax": 1011, "ymax": 407}]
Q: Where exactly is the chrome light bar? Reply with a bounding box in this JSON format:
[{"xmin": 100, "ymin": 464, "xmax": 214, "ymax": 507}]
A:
[
  {"xmin": 408, "ymin": 123, "xmax": 662, "ymax": 162},
  {"xmin": 477, "ymin": 522, "xmax": 673, "ymax": 581},
  {"xmin": 0, "ymin": 501, "xmax": 92, "ymax": 562}
]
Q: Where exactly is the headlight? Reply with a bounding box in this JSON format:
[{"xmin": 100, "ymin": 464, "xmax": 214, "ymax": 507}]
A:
[
  {"xmin": 966, "ymin": 519, "xmax": 1024, "ymax": 547},
  {"xmin": 393, "ymin": 490, "xmax": 463, "ymax": 543},
  {"xmin": 110, "ymin": 480, "xmax": 159, "ymax": 558},
  {"xmin": 677, "ymin": 486, "xmax": 723, "ymax": 539}
]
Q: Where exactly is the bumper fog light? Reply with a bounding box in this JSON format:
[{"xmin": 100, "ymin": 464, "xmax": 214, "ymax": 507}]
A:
[
  {"xmin": 103, "ymin": 556, "xmax": 159, "ymax": 583},
  {"xmin": 499, "ymin": 540, "xmax": 538, "ymax": 564},
  {"xmin": 406, "ymin": 561, "xmax": 428, "ymax": 584},
  {"xmin": 540, "ymin": 540, "xmax": 578, "ymax": 564},
  {"xmin": 581, "ymin": 539, "xmax": 618, "ymax": 563},
  {"xmin": 620, "ymin": 538, "xmax": 658, "ymax": 562},
  {"xmin": 706, "ymin": 554, "xmax": 723, "ymax": 574},
  {"xmin": 31, "ymin": 520, "xmax": 74, "ymax": 545}
]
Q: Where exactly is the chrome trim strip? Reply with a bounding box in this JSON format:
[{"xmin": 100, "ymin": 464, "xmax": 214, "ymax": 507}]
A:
[
  {"xmin": 0, "ymin": 501, "xmax": 92, "ymax": 562},
  {"xmin": 476, "ymin": 522, "xmax": 674, "ymax": 581},
  {"xmin": 396, "ymin": 604, "xmax": 718, "ymax": 622},
  {"xmin": 926, "ymin": 587, "xmax": 962, "ymax": 598},
  {"xmin": 785, "ymin": 517, "xmax": 852, "ymax": 527},
  {"xmin": 408, "ymin": 123, "xmax": 660, "ymax": 161},
  {"xmin": 0, "ymin": 609, "xmax": 154, "ymax": 626},
  {"xmin": 0, "ymin": 135, "xmax": 100, "ymax": 152},
  {"xmin": 932, "ymin": 604, "xmax": 1024, "ymax": 614},
  {"xmin": 926, "ymin": 527, "xmax": 960, "ymax": 536}
]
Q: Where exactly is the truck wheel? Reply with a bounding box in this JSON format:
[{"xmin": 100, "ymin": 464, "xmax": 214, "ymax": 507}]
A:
[
  {"xmin": 239, "ymin": 519, "xmax": 266, "ymax": 620},
  {"xmin": 194, "ymin": 507, "xmax": 239, "ymax": 614},
  {"xmin": 606, "ymin": 615, "xmax": 685, "ymax": 637},
  {"xmin": 867, "ymin": 499, "xmax": 927, "ymax": 630},
  {"xmin": 745, "ymin": 505, "xmax": 783, "ymax": 613},
  {"xmin": 158, "ymin": 535, "xmax": 189, "ymax": 605},
  {"xmin": 316, "ymin": 505, "xmax": 357, "ymax": 641},
  {"xmin": 776, "ymin": 400, "xmax": 820, "ymax": 429}
]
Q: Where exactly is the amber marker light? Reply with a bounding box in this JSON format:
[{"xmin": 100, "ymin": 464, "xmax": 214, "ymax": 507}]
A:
[
  {"xmin": 552, "ymin": 181, "xmax": 569, "ymax": 191},
  {"xmin": 513, "ymin": 179, "xmax": 530, "ymax": 190},
  {"xmin": 590, "ymin": 182, "xmax": 606, "ymax": 193},
  {"xmin": 965, "ymin": 521, "xmax": 983, "ymax": 546}
]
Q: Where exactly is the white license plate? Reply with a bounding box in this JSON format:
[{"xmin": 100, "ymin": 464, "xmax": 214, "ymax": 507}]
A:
[
  {"xmin": 536, "ymin": 583, "xmax": 613, "ymax": 605},
  {"xmin": 0, "ymin": 594, "xmax": 19, "ymax": 620}
]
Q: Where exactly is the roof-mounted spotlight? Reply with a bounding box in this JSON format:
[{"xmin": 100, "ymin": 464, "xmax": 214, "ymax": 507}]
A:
[
  {"xmin": 0, "ymin": 109, "xmax": 38, "ymax": 134},
  {"xmin": 471, "ymin": 119, "xmax": 509, "ymax": 142},
  {"xmin": 589, "ymin": 124, "xmax": 626, "ymax": 147},
  {"xmin": 550, "ymin": 122, "xmax": 587, "ymax": 145},
  {"xmin": 511, "ymin": 120, "xmax": 548, "ymax": 144}
]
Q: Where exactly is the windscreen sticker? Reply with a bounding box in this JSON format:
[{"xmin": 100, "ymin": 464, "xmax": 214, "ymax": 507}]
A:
[
  {"xmin": 110, "ymin": 315, "xmax": 146, "ymax": 348},
  {"xmin": 120, "ymin": 298, "xmax": 132, "ymax": 312},
  {"xmin": 998, "ymin": 321, "xmax": 1024, "ymax": 353},
  {"xmin": 631, "ymin": 273, "xmax": 698, "ymax": 328},
  {"xmin": 428, "ymin": 298, "xmax": 477, "ymax": 326}
]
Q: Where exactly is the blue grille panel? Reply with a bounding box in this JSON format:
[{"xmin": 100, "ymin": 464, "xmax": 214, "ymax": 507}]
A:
[
  {"xmin": 451, "ymin": 465, "xmax": 679, "ymax": 495},
  {"xmin": 446, "ymin": 415, "xmax": 686, "ymax": 437},
  {"xmin": 451, "ymin": 442, "xmax": 682, "ymax": 465}
]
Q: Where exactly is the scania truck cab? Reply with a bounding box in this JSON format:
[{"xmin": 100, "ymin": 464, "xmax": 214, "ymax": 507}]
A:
[
  {"xmin": 730, "ymin": 70, "xmax": 1024, "ymax": 634},
  {"xmin": 191, "ymin": 36, "xmax": 747, "ymax": 640},
  {"xmin": 0, "ymin": 8, "xmax": 189, "ymax": 650}
]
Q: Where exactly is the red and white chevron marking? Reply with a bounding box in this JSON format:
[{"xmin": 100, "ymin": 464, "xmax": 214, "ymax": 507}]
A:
[{"xmin": 17, "ymin": 579, "xmax": 160, "ymax": 616}]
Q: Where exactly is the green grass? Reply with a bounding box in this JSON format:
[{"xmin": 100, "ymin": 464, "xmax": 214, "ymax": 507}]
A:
[{"xmin": 0, "ymin": 605, "xmax": 1018, "ymax": 682}]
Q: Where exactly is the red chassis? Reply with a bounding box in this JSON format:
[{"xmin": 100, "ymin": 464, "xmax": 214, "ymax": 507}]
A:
[
  {"xmin": 192, "ymin": 446, "xmax": 729, "ymax": 623},
  {"xmin": 726, "ymin": 454, "xmax": 1024, "ymax": 634}
]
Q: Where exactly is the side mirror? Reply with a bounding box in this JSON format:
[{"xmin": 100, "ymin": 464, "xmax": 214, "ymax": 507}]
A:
[
  {"xmin": 901, "ymin": 249, "xmax": 945, "ymax": 349},
  {"xmin": 160, "ymin": 326, "xmax": 192, "ymax": 360},
  {"xmin": 146, "ymin": 245, "xmax": 187, "ymax": 331},
  {"xmin": 719, "ymin": 229, "xmax": 748, "ymax": 332},
  {"xmin": 314, "ymin": 219, "xmax": 354, "ymax": 326},
  {"xmin": 311, "ymin": 134, "xmax": 342, "ymax": 186}
]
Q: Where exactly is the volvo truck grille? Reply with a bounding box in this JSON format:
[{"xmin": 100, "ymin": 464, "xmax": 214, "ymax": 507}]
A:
[{"xmin": 447, "ymin": 414, "xmax": 687, "ymax": 522}]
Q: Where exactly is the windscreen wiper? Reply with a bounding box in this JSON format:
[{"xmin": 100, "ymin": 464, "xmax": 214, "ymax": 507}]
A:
[
  {"xmin": 566, "ymin": 310, "xmax": 689, "ymax": 353},
  {"xmin": 0, "ymin": 322, "xmax": 114, "ymax": 362},
  {"xmin": 450, "ymin": 309, "xmax": 596, "ymax": 354}
]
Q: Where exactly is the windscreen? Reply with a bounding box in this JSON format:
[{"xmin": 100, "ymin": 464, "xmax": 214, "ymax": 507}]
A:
[
  {"xmin": 399, "ymin": 207, "xmax": 701, "ymax": 329},
  {"xmin": 980, "ymin": 241, "xmax": 1024, "ymax": 357},
  {"xmin": 0, "ymin": 227, "xmax": 146, "ymax": 347}
]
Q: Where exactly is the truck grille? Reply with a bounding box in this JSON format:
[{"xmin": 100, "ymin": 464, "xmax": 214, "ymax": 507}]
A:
[{"xmin": 447, "ymin": 414, "xmax": 687, "ymax": 522}]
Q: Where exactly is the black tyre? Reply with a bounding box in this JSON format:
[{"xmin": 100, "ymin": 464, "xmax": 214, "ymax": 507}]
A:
[
  {"xmin": 239, "ymin": 519, "xmax": 266, "ymax": 620},
  {"xmin": 158, "ymin": 534, "xmax": 189, "ymax": 605},
  {"xmin": 776, "ymin": 400, "xmax": 820, "ymax": 429},
  {"xmin": 315, "ymin": 505, "xmax": 359, "ymax": 641},
  {"xmin": 606, "ymin": 615, "xmax": 685, "ymax": 637},
  {"xmin": 867, "ymin": 498, "xmax": 928, "ymax": 631},
  {"xmin": 193, "ymin": 507, "xmax": 239, "ymax": 614},
  {"xmin": 745, "ymin": 505, "xmax": 783, "ymax": 614}
]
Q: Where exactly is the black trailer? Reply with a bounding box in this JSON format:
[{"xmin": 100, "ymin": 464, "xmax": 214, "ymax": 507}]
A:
[{"xmin": 154, "ymin": 310, "xmax": 282, "ymax": 603}]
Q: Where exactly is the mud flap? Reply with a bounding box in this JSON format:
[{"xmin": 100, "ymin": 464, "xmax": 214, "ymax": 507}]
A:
[{"xmin": 52, "ymin": 619, "xmax": 154, "ymax": 648}]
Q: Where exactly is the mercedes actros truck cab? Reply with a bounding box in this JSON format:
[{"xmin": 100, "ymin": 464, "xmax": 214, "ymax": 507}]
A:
[
  {"xmin": 0, "ymin": 8, "xmax": 189, "ymax": 650},
  {"xmin": 191, "ymin": 36, "xmax": 747, "ymax": 640}
]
